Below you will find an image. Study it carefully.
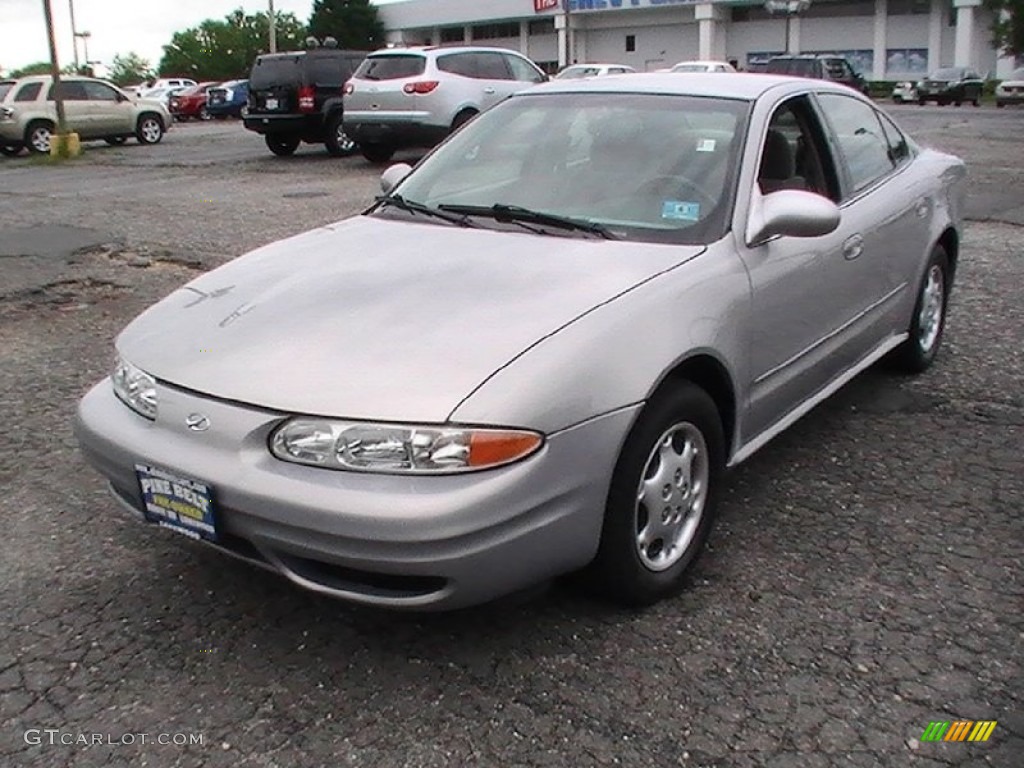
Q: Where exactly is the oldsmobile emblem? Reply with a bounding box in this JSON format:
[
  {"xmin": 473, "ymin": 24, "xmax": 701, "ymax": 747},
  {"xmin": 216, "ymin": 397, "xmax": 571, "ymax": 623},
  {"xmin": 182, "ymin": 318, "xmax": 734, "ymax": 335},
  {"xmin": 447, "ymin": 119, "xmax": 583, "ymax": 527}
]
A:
[{"xmin": 185, "ymin": 413, "xmax": 211, "ymax": 432}]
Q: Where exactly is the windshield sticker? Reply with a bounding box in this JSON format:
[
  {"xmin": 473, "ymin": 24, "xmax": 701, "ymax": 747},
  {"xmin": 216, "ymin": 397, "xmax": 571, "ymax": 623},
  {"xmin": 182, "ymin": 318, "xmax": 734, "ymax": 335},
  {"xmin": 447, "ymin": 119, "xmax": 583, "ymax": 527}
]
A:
[
  {"xmin": 662, "ymin": 201, "xmax": 701, "ymax": 221},
  {"xmin": 696, "ymin": 138, "xmax": 717, "ymax": 152}
]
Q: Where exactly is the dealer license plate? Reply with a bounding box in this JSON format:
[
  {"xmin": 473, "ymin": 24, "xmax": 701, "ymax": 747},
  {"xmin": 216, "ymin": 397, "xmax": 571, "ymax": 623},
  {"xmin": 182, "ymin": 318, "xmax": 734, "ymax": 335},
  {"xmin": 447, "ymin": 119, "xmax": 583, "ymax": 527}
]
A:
[
  {"xmin": 265, "ymin": 98, "xmax": 279, "ymax": 110},
  {"xmin": 135, "ymin": 463, "xmax": 218, "ymax": 542}
]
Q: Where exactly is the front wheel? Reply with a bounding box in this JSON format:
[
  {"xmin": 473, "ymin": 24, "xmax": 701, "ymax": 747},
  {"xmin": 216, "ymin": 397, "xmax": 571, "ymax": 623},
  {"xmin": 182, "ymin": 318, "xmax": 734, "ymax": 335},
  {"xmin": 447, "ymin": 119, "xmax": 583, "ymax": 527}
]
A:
[
  {"xmin": 589, "ymin": 383, "xmax": 724, "ymax": 607},
  {"xmin": 890, "ymin": 245, "xmax": 951, "ymax": 373},
  {"xmin": 136, "ymin": 114, "xmax": 165, "ymax": 145},
  {"xmin": 361, "ymin": 143, "xmax": 395, "ymax": 164},
  {"xmin": 324, "ymin": 113, "xmax": 357, "ymax": 157},
  {"xmin": 265, "ymin": 134, "xmax": 300, "ymax": 156}
]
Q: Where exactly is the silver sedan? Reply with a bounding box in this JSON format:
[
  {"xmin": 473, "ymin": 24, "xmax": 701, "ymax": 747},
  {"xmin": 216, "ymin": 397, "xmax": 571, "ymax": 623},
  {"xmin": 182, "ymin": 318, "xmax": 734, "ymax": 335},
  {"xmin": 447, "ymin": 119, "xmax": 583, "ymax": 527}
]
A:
[{"xmin": 76, "ymin": 74, "xmax": 965, "ymax": 610}]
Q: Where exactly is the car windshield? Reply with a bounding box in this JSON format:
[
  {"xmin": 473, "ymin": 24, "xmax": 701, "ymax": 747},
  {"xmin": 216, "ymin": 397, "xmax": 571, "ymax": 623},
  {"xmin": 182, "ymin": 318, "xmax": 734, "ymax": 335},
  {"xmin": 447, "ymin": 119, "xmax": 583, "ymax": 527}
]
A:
[
  {"xmin": 556, "ymin": 66, "xmax": 601, "ymax": 79},
  {"xmin": 381, "ymin": 92, "xmax": 749, "ymax": 245},
  {"xmin": 0, "ymin": 81, "xmax": 14, "ymax": 100},
  {"xmin": 250, "ymin": 55, "xmax": 303, "ymax": 89},
  {"xmin": 932, "ymin": 68, "xmax": 963, "ymax": 79},
  {"xmin": 671, "ymin": 64, "xmax": 709, "ymax": 73},
  {"xmin": 354, "ymin": 55, "xmax": 426, "ymax": 80}
]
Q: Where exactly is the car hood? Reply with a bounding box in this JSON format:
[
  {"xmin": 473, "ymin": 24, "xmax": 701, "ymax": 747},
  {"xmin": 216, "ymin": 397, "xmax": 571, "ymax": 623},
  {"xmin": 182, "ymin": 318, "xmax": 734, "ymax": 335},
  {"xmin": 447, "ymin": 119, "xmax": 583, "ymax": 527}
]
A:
[{"xmin": 118, "ymin": 216, "xmax": 703, "ymax": 422}]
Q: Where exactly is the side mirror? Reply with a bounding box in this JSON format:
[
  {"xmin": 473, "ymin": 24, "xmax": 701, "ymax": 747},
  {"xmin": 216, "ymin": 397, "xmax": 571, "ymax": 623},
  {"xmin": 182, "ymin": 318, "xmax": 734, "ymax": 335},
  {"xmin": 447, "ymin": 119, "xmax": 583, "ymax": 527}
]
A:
[
  {"xmin": 380, "ymin": 162, "xmax": 413, "ymax": 195},
  {"xmin": 746, "ymin": 188, "xmax": 840, "ymax": 246}
]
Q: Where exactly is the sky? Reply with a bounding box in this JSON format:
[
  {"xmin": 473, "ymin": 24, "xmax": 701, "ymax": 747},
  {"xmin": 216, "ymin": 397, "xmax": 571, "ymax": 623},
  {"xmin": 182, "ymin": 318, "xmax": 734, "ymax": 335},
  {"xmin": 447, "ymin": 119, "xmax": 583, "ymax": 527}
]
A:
[{"xmin": 0, "ymin": 0, "xmax": 405, "ymax": 74}]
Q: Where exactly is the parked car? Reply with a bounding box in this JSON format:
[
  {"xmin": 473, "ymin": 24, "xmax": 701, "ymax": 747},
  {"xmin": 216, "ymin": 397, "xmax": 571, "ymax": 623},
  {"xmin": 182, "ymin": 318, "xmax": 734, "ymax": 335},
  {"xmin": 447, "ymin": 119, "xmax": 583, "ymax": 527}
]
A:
[
  {"xmin": 554, "ymin": 63, "xmax": 635, "ymax": 79},
  {"xmin": 668, "ymin": 60, "xmax": 737, "ymax": 73},
  {"xmin": 206, "ymin": 80, "xmax": 249, "ymax": 118},
  {"xmin": 76, "ymin": 73, "xmax": 964, "ymax": 611},
  {"xmin": 0, "ymin": 75, "xmax": 171, "ymax": 155},
  {"xmin": 916, "ymin": 67, "xmax": 984, "ymax": 106},
  {"xmin": 147, "ymin": 77, "xmax": 198, "ymax": 91},
  {"xmin": 244, "ymin": 47, "xmax": 368, "ymax": 157},
  {"xmin": 891, "ymin": 80, "xmax": 919, "ymax": 103},
  {"xmin": 764, "ymin": 55, "xmax": 868, "ymax": 93},
  {"xmin": 344, "ymin": 45, "xmax": 548, "ymax": 163},
  {"xmin": 995, "ymin": 67, "xmax": 1024, "ymax": 107},
  {"xmin": 140, "ymin": 86, "xmax": 187, "ymax": 110},
  {"xmin": 169, "ymin": 82, "xmax": 220, "ymax": 121}
]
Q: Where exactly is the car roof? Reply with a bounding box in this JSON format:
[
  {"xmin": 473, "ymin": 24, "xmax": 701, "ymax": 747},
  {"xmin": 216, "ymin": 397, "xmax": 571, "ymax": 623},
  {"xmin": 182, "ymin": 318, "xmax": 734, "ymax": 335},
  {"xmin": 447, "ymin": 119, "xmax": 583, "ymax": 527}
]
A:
[
  {"xmin": 368, "ymin": 45, "xmax": 530, "ymax": 57},
  {"xmin": 530, "ymin": 72, "xmax": 836, "ymax": 101}
]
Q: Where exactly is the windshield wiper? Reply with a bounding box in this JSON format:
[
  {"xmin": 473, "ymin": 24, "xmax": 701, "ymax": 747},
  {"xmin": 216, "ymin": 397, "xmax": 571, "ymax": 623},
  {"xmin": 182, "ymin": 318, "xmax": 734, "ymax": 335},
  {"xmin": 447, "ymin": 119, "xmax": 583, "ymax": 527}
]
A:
[
  {"xmin": 437, "ymin": 203, "xmax": 617, "ymax": 240},
  {"xmin": 373, "ymin": 195, "xmax": 480, "ymax": 228}
]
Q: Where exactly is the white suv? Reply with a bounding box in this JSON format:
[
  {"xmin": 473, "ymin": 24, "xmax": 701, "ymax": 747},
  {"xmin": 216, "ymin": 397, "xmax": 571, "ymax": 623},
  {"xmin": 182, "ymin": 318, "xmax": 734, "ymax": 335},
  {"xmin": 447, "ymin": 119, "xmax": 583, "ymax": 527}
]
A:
[{"xmin": 343, "ymin": 46, "xmax": 547, "ymax": 163}]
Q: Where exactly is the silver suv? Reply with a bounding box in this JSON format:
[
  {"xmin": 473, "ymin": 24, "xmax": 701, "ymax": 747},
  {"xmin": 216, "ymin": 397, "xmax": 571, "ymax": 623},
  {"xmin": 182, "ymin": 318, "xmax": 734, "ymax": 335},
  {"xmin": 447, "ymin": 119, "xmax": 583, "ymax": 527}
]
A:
[
  {"xmin": 343, "ymin": 46, "xmax": 547, "ymax": 163},
  {"xmin": 0, "ymin": 76, "xmax": 171, "ymax": 156}
]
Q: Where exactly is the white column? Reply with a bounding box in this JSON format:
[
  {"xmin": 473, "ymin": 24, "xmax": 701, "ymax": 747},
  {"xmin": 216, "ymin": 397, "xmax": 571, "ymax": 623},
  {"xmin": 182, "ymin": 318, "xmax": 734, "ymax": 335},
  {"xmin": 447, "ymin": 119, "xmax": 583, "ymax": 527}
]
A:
[
  {"xmin": 556, "ymin": 13, "xmax": 568, "ymax": 68},
  {"xmin": 994, "ymin": 10, "xmax": 1016, "ymax": 77},
  {"xmin": 519, "ymin": 20, "xmax": 529, "ymax": 55},
  {"xmin": 432, "ymin": 26, "xmax": 441, "ymax": 47},
  {"xmin": 873, "ymin": 0, "xmax": 888, "ymax": 80},
  {"xmin": 928, "ymin": 0, "xmax": 943, "ymax": 71},
  {"xmin": 953, "ymin": 0, "xmax": 981, "ymax": 68},
  {"xmin": 695, "ymin": 3, "xmax": 725, "ymax": 61},
  {"xmin": 789, "ymin": 16, "xmax": 801, "ymax": 54},
  {"xmin": 464, "ymin": 24, "xmax": 473, "ymax": 44}
]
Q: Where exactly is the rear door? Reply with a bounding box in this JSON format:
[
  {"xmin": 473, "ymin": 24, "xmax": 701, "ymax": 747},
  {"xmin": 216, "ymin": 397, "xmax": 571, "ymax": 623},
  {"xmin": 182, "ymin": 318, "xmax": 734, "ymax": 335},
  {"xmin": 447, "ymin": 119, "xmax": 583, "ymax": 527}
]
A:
[
  {"xmin": 249, "ymin": 54, "xmax": 304, "ymax": 114},
  {"xmin": 48, "ymin": 80, "xmax": 91, "ymax": 135},
  {"xmin": 468, "ymin": 52, "xmax": 517, "ymax": 108}
]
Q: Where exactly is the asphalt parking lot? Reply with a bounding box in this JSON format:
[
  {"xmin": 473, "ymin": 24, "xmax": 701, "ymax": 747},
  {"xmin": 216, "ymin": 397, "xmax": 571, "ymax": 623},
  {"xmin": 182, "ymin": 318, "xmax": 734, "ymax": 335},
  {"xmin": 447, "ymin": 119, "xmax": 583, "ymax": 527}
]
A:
[{"xmin": 1, "ymin": 105, "xmax": 1022, "ymax": 767}]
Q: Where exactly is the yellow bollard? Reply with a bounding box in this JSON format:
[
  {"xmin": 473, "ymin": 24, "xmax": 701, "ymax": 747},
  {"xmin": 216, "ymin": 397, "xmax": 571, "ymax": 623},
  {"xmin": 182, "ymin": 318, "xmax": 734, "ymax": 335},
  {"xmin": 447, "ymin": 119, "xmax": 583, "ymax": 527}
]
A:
[{"xmin": 50, "ymin": 131, "xmax": 82, "ymax": 159}]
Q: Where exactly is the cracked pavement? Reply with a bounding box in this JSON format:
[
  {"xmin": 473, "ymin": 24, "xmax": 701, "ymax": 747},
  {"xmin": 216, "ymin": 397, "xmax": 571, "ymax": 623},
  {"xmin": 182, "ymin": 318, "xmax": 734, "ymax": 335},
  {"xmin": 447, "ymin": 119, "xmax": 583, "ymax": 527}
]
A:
[{"xmin": 1, "ymin": 111, "xmax": 1021, "ymax": 767}]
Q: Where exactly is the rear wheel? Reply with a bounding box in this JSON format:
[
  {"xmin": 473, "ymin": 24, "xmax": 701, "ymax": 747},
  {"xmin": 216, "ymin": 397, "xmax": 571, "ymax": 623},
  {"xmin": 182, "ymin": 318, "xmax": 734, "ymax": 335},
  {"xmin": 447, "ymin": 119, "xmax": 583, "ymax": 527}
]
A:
[
  {"xmin": 199, "ymin": 107, "xmax": 211, "ymax": 121},
  {"xmin": 361, "ymin": 143, "xmax": 395, "ymax": 164},
  {"xmin": 0, "ymin": 144, "xmax": 22, "ymax": 157},
  {"xmin": 324, "ymin": 113, "xmax": 357, "ymax": 157},
  {"xmin": 265, "ymin": 134, "xmax": 300, "ymax": 157},
  {"xmin": 891, "ymin": 245, "xmax": 951, "ymax": 373},
  {"xmin": 450, "ymin": 109, "xmax": 477, "ymax": 134},
  {"xmin": 996, "ymin": 100, "xmax": 1005, "ymax": 108},
  {"xmin": 25, "ymin": 120, "xmax": 54, "ymax": 154},
  {"xmin": 136, "ymin": 114, "xmax": 165, "ymax": 145},
  {"xmin": 589, "ymin": 382, "xmax": 724, "ymax": 607}
]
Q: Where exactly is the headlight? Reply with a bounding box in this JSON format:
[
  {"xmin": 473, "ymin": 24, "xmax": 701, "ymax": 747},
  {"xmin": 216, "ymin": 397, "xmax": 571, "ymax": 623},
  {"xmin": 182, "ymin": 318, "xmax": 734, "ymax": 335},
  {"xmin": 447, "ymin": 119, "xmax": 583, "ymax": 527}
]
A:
[
  {"xmin": 111, "ymin": 355, "xmax": 157, "ymax": 420},
  {"xmin": 270, "ymin": 418, "xmax": 543, "ymax": 474}
]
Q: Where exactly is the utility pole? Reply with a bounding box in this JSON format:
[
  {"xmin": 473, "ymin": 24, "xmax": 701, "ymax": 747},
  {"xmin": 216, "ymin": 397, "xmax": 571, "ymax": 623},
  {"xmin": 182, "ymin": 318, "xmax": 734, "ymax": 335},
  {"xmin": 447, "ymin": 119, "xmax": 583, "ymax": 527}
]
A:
[
  {"xmin": 268, "ymin": 0, "xmax": 277, "ymax": 53},
  {"xmin": 42, "ymin": 0, "xmax": 67, "ymax": 133},
  {"xmin": 68, "ymin": 0, "xmax": 79, "ymax": 72}
]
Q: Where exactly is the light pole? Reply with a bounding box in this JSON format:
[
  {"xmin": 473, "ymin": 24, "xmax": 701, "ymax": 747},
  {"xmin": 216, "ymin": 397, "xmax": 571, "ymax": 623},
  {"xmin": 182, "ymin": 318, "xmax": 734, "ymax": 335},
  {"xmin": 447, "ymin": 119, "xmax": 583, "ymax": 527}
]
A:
[
  {"xmin": 75, "ymin": 30, "xmax": 91, "ymax": 67},
  {"xmin": 268, "ymin": 0, "xmax": 277, "ymax": 53},
  {"xmin": 68, "ymin": 0, "xmax": 79, "ymax": 71},
  {"xmin": 764, "ymin": 0, "xmax": 811, "ymax": 54}
]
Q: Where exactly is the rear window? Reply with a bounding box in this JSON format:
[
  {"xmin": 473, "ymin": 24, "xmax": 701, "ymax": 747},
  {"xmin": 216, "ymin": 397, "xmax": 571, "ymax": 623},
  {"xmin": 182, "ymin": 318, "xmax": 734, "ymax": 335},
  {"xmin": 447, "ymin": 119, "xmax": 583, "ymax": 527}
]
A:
[
  {"xmin": 764, "ymin": 59, "xmax": 790, "ymax": 75},
  {"xmin": 354, "ymin": 55, "xmax": 426, "ymax": 81},
  {"xmin": 0, "ymin": 81, "xmax": 14, "ymax": 101},
  {"xmin": 250, "ymin": 55, "xmax": 303, "ymax": 89}
]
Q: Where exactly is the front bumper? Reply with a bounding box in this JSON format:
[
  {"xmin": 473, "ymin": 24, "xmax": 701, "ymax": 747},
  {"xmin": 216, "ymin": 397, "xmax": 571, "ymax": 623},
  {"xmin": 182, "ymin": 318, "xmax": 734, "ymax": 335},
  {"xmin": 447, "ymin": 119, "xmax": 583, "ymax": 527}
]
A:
[
  {"xmin": 75, "ymin": 378, "xmax": 638, "ymax": 610},
  {"xmin": 995, "ymin": 88, "xmax": 1024, "ymax": 104}
]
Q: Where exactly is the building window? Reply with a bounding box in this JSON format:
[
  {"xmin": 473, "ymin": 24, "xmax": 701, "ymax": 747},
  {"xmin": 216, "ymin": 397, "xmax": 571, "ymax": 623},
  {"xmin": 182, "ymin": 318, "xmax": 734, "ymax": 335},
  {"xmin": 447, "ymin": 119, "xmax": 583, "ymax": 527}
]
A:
[
  {"xmin": 472, "ymin": 22, "xmax": 520, "ymax": 40},
  {"xmin": 440, "ymin": 27, "xmax": 464, "ymax": 44},
  {"xmin": 626, "ymin": 34, "xmax": 636, "ymax": 53},
  {"xmin": 528, "ymin": 18, "xmax": 555, "ymax": 35}
]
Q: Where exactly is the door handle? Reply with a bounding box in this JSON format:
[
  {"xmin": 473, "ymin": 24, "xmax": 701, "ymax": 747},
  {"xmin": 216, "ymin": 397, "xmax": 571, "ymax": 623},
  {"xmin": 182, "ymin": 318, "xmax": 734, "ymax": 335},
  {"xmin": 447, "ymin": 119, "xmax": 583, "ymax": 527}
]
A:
[
  {"xmin": 843, "ymin": 234, "xmax": 864, "ymax": 261},
  {"xmin": 483, "ymin": 87, "xmax": 496, "ymax": 94},
  {"xmin": 915, "ymin": 198, "xmax": 930, "ymax": 218}
]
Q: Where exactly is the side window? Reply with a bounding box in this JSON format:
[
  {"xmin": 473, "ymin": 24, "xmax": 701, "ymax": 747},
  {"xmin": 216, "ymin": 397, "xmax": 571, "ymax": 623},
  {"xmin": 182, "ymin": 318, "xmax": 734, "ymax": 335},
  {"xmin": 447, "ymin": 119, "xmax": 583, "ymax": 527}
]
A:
[
  {"xmin": 758, "ymin": 95, "xmax": 841, "ymax": 201},
  {"xmin": 816, "ymin": 93, "xmax": 896, "ymax": 194},
  {"xmin": 876, "ymin": 109, "xmax": 911, "ymax": 165},
  {"xmin": 436, "ymin": 53, "xmax": 474, "ymax": 78},
  {"xmin": 15, "ymin": 83, "xmax": 43, "ymax": 102},
  {"xmin": 475, "ymin": 53, "xmax": 513, "ymax": 80},
  {"xmin": 505, "ymin": 54, "xmax": 545, "ymax": 83},
  {"xmin": 83, "ymin": 82, "xmax": 120, "ymax": 101},
  {"xmin": 48, "ymin": 81, "xmax": 88, "ymax": 101}
]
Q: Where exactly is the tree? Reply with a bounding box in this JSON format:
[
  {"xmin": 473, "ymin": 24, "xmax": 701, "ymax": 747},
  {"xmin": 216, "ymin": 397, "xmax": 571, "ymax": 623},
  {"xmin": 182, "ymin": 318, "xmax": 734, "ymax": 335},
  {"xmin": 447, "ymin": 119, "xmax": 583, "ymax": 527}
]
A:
[
  {"xmin": 308, "ymin": 0, "xmax": 386, "ymax": 50},
  {"xmin": 159, "ymin": 9, "xmax": 306, "ymax": 80},
  {"xmin": 107, "ymin": 52, "xmax": 154, "ymax": 86},
  {"xmin": 11, "ymin": 61, "xmax": 56, "ymax": 78},
  {"xmin": 986, "ymin": 0, "xmax": 1024, "ymax": 58}
]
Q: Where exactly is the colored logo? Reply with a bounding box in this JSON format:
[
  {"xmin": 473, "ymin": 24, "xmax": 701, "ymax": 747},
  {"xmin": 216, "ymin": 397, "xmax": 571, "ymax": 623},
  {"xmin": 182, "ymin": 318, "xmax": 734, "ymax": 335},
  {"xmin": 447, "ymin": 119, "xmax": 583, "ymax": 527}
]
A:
[
  {"xmin": 534, "ymin": 0, "xmax": 559, "ymax": 11},
  {"xmin": 920, "ymin": 721, "xmax": 997, "ymax": 743}
]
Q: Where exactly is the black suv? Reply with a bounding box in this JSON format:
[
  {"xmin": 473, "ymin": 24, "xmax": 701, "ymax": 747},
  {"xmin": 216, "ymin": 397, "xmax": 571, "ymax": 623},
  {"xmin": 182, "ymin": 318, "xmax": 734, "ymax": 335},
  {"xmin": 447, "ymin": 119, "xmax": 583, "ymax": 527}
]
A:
[
  {"xmin": 244, "ymin": 48, "xmax": 368, "ymax": 157},
  {"xmin": 764, "ymin": 55, "xmax": 868, "ymax": 94}
]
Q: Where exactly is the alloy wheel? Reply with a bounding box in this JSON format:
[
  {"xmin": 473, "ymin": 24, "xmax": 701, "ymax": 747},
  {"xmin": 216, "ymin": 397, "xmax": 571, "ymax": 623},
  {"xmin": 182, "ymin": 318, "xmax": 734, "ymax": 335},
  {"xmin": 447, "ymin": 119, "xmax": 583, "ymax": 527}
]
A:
[{"xmin": 917, "ymin": 263, "xmax": 945, "ymax": 354}]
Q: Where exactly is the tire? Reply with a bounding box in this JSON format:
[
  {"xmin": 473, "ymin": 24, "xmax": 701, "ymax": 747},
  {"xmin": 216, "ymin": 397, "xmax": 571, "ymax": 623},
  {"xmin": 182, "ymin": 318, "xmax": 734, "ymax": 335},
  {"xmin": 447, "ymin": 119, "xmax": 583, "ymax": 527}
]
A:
[
  {"xmin": 996, "ymin": 101, "xmax": 1005, "ymax": 108},
  {"xmin": 590, "ymin": 382, "xmax": 725, "ymax": 607},
  {"xmin": 199, "ymin": 107, "xmax": 211, "ymax": 121},
  {"xmin": 890, "ymin": 245, "xmax": 951, "ymax": 374},
  {"xmin": 918, "ymin": 97, "xmax": 926, "ymax": 106},
  {"xmin": 136, "ymin": 114, "xmax": 165, "ymax": 145},
  {"xmin": 324, "ymin": 113, "xmax": 357, "ymax": 157},
  {"xmin": 104, "ymin": 136, "xmax": 127, "ymax": 146},
  {"xmin": 265, "ymin": 134, "xmax": 300, "ymax": 157},
  {"xmin": 0, "ymin": 144, "xmax": 22, "ymax": 157},
  {"xmin": 450, "ymin": 109, "xmax": 477, "ymax": 134},
  {"xmin": 24, "ymin": 120, "xmax": 54, "ymax": 154},
  {"xmin": 361, "ymin": 143, "xmax": 395, "ymax": 164}
]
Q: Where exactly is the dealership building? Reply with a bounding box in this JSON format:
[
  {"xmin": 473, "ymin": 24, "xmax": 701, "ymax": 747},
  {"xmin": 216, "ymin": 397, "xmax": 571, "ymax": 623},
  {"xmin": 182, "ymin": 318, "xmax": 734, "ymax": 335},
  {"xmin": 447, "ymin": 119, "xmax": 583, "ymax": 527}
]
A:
[{"xmin": 377, "ymin": 0, "xmax": 1018, "ymax": 80}]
